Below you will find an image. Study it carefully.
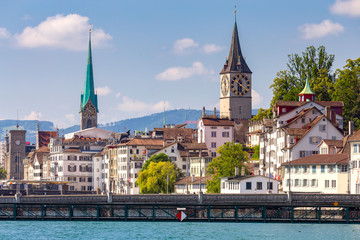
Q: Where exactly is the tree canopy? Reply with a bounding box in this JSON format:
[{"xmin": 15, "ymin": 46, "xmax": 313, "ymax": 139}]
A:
[
  {"xmin": 137, "ymin": 161, "xmax": 179, "ymax": 194},
  {"xmin": 332, "ymin": 58, "xmax": 360, "ymax": 128},
  {"xmin": 0, "ymin": 168, "xmax": 6, "ymax": 180},
  {"xmin": 253, "ymin": 45, "xmax": 336, "ymax": 121},
  {"xmin": 141, "ymin": 153, "xmax": 171, "ymax": 171},
  {"xmin": 206, "ymin": 142, "xmax": 249, "ymax": 193}
]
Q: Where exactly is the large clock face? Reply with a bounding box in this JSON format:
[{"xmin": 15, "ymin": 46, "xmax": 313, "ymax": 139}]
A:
[
  {"xmin": 83, "ymin": 104, "xmax": 96, "ymax": 117},
  {"xmin": 230, "ymin": 74, "xmax": 250, "ymax": 96},
  {"xmin": 221, "ymin": 76, "xmax": 229, "ymax": 96}
]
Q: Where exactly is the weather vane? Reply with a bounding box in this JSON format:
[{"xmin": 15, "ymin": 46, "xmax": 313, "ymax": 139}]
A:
[{"xmin": 89, "ymin": 24, "xmax": 92, "ymax": 33}]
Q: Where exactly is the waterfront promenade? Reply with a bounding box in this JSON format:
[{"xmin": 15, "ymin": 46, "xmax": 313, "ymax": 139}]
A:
[{"xmin": 1, "ymin": 193, "xmax": 360, "ymax": 223}]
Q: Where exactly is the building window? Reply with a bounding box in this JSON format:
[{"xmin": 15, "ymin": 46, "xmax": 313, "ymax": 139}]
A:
[
  {"xmin": 321, "ymin": 165, "xmax": 325, "ymax": 173},
  {"xmin": 222, "ymin": 132, "xmax": 230, "ymax": 138},
  {"xmin": 319, "ymin": 125, "xmax": 326, "ymax": 131},
  {"xmin": 211, "ymin": 142, "xmax": 216, "ymax": 148},
  {"xmin": 310, "ymin": 136, "xmax": 321, "ymax": 144},
  {"xmin": 341, "ymin": 165, "xmax": 348, "ymax": 172},
  {"xmin": 256, "ymin": 182, "xmax": 262, "ymax": 190},
  {"xmin": 332, "ymin": 180, "xmax": 336, "ymax": 188},
  {"xmin": 211, "ymin": 131, "xmax": 217, "ymax": 137},
  {"xmin": 211, "ymin": 152, "xmax": 216, "ymax": 157},
  {"xmin": 328, "ymin": 165, "xmax": 334, "ymax": 173},
  {"xmin": 81, "ymin": 186, "xmax": 86, "ymax": 191},
  {"xmin": 69, "ymin": 186, "xmax": 75, "ymax": 191},
  {"xmin": 312, "ymin": 166, "xmax": 316, "ymax": 173},
  {"xmin": 325, "ymin": 180, "xmax": 330, "ymax": 188},
  {"xmin": 246, "ymin": 182, "xmax": 252, "ymax": 190},
  {"xmin": 267, "ymin": 182, "xmax": 273, "ymax": 190},
  {"xmin": 87, "ymin": 186, "xmax": 92, "ymax": 191},
  {"xmin": 303, "ymin": 179, "xmax": 308, "ymax": 187},
  {"xmin": 300, "ymin": 151, "xmax": 306, "ymax": 158},
  {"xmin": 295, "ymin": 179, "xmax": 299, "ymax": 187},
  {"xmin": 88, "ymin": 177, "xmax": 92, "ymax": 182},
  {"xmin": 182, "ymin": 165, "xmax": 186, "ymax": 170},
  {"xmin": 354, "ymin": 144, "xmax": 359, "ymax": 154},
  {"xmin": 311, "ymin": 179, "xmax": 317, "ymax": 187},
  {"xmin": 303, "ymin": 166, "xmax": 308, "ymax": 173}
]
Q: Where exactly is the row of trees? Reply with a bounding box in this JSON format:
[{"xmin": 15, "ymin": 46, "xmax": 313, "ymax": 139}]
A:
[{"xmin": 253, "ymin": 45, "xmax": 360, "ymax": 130}]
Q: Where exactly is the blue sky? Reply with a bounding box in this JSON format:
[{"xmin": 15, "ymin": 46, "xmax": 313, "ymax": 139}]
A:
[{"xmin": 0, "ymin": 0, "xmax": 359, "ymax": 128}]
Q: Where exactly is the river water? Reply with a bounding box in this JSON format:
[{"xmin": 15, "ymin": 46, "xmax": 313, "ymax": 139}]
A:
[{"xmin": 1, "ymin": 221, "xmax": 360, "ymax": 239}]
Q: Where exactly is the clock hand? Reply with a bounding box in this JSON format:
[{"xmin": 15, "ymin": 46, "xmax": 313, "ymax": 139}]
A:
[{"xmin": 233, "ymin": 78, "xmax": 246, "ymax": 89}]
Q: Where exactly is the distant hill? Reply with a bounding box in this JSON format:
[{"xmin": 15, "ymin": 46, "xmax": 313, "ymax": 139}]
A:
[{"xmin": 0, "ymin": 108, "xmax": 259, "ymax": 143}]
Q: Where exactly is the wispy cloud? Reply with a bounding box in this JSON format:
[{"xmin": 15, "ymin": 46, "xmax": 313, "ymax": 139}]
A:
[
  {"xmin": 331, "ymin": 0, "xmax": 360, "ymax": 17},
  {"xmin": 117, "ymin": 96, "xmax": 170, "ymax": 114},
  {"xmin": 24, "ymin": 111, "xmax": 42, "ymax": 120},
  {"xmin": 299, "ymin": 19, "xmax": 344, "ymax": 39},
  {"xmin": 0, "ymin": 27, "xmax": 11, "ymax": 39},
  {"xmin": 96, "ymin": 86, "xmax": 112, "ymax": 96},
  {"xmin": 14, "ymin": 14, "xmax": 112, "ymax": 50},
  {"xmin": 115, "ymin": 92, "xmax": 121, "ymax": 98},
  {"xmin": 156, "ymin": 62, "xmax": 214, "ymax": 81},
  {"xmin": 202, "ymin": 44, "xmax": 224, "ymax": 54},
  {"xmin": 252, "ymin": 89, "xmax": 264, "ymax": 108},
  {"xmin": 173, "ymin": 38, "xmax": 199, "ymax": 54}
]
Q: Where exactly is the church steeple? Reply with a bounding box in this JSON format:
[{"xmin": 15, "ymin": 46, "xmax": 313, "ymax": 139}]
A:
[
  {"xmin": 80, "ymin": 28, "xmax": 98, "ymax": 112},
  {"xmin": 80, "ymin": 27, "xmax": 98, "ymax": 130},
  {"xmin": 221, "ymin": 14, "xmax": 251, "ymax": 74}
]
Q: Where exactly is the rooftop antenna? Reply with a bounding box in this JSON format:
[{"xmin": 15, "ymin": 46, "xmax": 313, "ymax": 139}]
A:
[
  {"xmin": 163, "ymin": 101, "xmax": 166, "ymax": 127},
  {"xmin": 16, "ymin": 109, "xmax": 19, "ymax": 129}
]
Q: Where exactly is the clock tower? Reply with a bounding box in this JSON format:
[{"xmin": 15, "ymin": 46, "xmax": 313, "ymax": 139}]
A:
[
  {"xmin": 220, "ymin": 17, "xmax": 252, "ymax": 120},
  {"xmin": 80, "ymin": 28, "xmax": 98, "ymax": 130}
]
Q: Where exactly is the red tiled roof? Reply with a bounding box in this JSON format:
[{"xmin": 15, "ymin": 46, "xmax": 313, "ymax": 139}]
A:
[
  {"xmin": 319, "ymin": 139, "xmax": 343, "ymax": 148},
  {"xmin": 276, "ymin": 100, "xmax": 344, "ymax": 108},
  {"xmin": 38, "ymin": 131, "xmax": 58, "ymax": 148},
  {"xmin": 174, "ymin": 176, "xmax": 212, "ymax": 185},
  {"xmin": 348, "ymin": 130, "xmax": 360, "ymax": 142},
  {"xmin": 282, "ymin": 153, "xmax": 348, "ymax": 166},
  {"xmin": 119, "ymin": 138, "xmax": 164, "ymax": 146},
  {"xmin": 201, "ymin": 118, "xmax": 234, "ymax": 126}
]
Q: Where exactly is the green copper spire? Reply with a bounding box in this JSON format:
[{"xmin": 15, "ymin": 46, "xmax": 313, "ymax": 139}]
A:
[
  {"xmin": 80, "ymin": 28, "xmax": 98, "ymax": 112},
  {"xmin": 299, "ymin": 73, "xmax": 315, "ymax": 95}
]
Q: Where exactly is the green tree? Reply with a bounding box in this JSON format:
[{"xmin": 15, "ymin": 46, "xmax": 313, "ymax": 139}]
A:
[
  {"xmin": 251, "ymin": 145, "xmax": 260, "ymax": 160},
  {"xmin": 206, "ymin": 142, "xmax": 249, "ymax": 193},
  {"xmin": 270, "ymin": 46, "xmax": 335, "ymax": 105},
  {"xmin": 251, "ymin": 108, "xmax": 272, "ymax": 121},
  {"xmin": 141, "ymin": 153, "xmax": 171, "ymax": 171},
  {"xmin": 0, "ymin": 168, "xmax": 6, "ymax": 179},
  {"xmin": 332, "ymin": 58, "xmax": 360, "ymax": 129},
  {"xmin": 137, "ymin": 161, "xmax": 179, "ymax": 194}
]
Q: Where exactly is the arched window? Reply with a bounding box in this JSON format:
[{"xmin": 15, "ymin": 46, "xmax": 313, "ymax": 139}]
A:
[{"xmin": 87, "ymin": 119, "xmax": 92, "ymax": 128}]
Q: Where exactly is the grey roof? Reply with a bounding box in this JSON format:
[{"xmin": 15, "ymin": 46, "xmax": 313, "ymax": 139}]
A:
[{"xmin": 221, "ymin": 22, "xmax": 251, "ymax": 74}]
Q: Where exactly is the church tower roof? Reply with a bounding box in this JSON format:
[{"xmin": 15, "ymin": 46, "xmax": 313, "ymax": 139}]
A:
[
  {"xmin": 221, "ymin": 15, "xmax": 251, "ymax": 74},
  {"xmin": 80, "ymin": 28, "xmax": 98, "ymax": 112},
  {"xmin": 299, "ymin": 74, "xmax": 316, "ymax": 95}
]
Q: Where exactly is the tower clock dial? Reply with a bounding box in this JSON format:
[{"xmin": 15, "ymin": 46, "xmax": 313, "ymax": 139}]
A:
[
  {"xmin": 83, "ymin": 104, "xmax": 96, "ymax": 117},
  {"xmin": 230, "ymin": 74, "xmax": 250, "ymax": 96},
  {"xmin": 221, "ymin": 76, "xmax": 229, "ymax": 96}
]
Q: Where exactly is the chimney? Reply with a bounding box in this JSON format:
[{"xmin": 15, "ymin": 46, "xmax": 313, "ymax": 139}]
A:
[
  {"xmin": 202, "ymin": 107, "xmax": 205, "ymax": 118},
  {"xmin": 214, "ymin": 107, "xmax": 217, "ymax": 118},
  {"xmin": 325, "ymin": 106, "xmax": 330, "ymax": 119},
  {"xmin": 241, "ymin": 167, "xmax": 245, "ymax": 177},
  {"xmin": 331, "ymin": 110, "xmax": 336, "ymax": 124},
  {"xmin": 235, "ymin": 166, "xmax": 239, "ymax": 177},
  {"xmin": 349, "ymin": 121, "xmax": 354, "ymax": 135}
]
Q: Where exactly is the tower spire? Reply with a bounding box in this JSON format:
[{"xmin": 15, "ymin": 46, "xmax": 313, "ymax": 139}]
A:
[
  {"xmin": 80, "ymin": 26, "xmax": 98, "ymax": 112},
  {"xmin": 299, "ymin": 72, "xmax": 316, "ymax": 102},
  {"xmin": 221, "ymin": 9, "xmax": 251, "ymax": 74}
]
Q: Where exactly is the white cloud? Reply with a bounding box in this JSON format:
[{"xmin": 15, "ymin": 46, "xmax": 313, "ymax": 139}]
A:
[
  {"xmin": 117, "ymin": 96, "xmax": 170, "ymax": 114},
  {"xmin": 173, "ymin": 38, "xmax": 199, "ymax": 54},
  {"xmin": 202, "ymin": 44, "xmax": 224, "ymax": 54},
  {"xmin": 65, "ymin": 114, "xmax": 76, "ymax": 124},
  {"xmin": 115, "ymin": 92, "xmax": 121, "ymax": 98},
  {"xmin": 331, "ymin": 0, "xmax": 360, "ymax": 17},
  {"xmin": 24, "ymin": 111, "xmax": 42, "ymax": 120},
  {"xmin": 252, "ymin": 89, "xmax": 264, "ymax": 108},
  {"xmin": 14, "ymin": 14, "xmax": 112, "ymax": 50},
  {"xmin": 156, "ymin": 62, "xmax": 213, "ymax": 81},
  {"xmin": 96, "ymin": 86, "xmax": 112, "ymax": 96},
  {"xmin": 299, "ymin": 19, "xmax": 344, "ymax": 39},
  {"xmin": 0, "ymin": 27, "xmax": 10, "ymax": 39}
]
